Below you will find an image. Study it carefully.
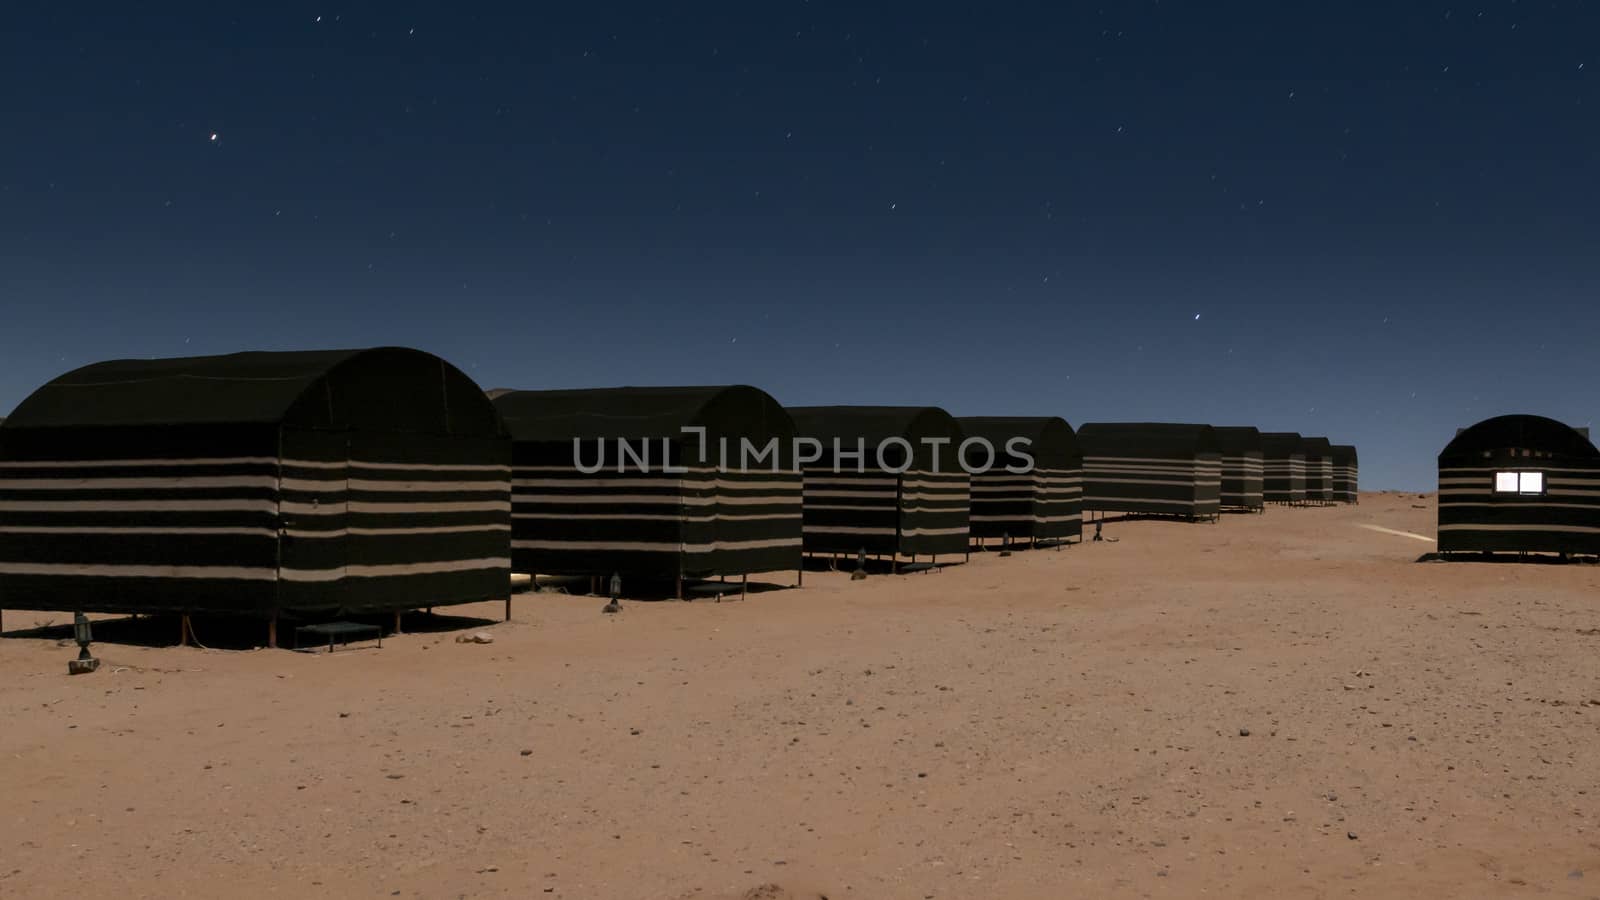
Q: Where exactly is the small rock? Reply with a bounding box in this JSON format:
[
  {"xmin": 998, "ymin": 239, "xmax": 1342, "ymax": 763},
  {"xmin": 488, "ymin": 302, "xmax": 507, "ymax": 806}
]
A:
[
  {"xmin": 520, "ymin": 749, "xmax": 533, "ymax": 757},
  {"xmin": 1238, "ymin": 727, "xmax": 1251, "ymax": 737},
  {"xmin": 1326, "ymin": 792, "xmax": 1338, "ymax": 802},
  {"xmin": 629, "ymin": 728, "xmax": 641, "ymax": 736},
  {"xmin": 1568, "ymin": 869, "xmax": 1583, "ymax": 880},
  {"xmin": 1347, "ymin": 832, "xmax": 1358, "ymax": 840}
]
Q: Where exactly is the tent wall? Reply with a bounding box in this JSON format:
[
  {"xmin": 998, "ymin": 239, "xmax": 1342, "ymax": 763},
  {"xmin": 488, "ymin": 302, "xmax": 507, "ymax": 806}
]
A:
[
  {"xmin": 1302, "ymin": 438, "xmax": 1334, "ymax": 504},
  {"xmin": 495, "ymin": 386, "xmax": 803, "ymax": 581},
  {"xmin": 1330, "ymin": 445, "xmax": 1359, "ymax": 503},
  {"xmin": 1078, "ymin": 424, "xmax": 1222, "ymax": 521},
  {"xmin": 958, "ymin": 417, "xmax": 1082, "ymax": 542},
  {"xmin": 0, "ymin": 424, "xmax": 283, "ymax": 614},
  {"xmin": 1259, "ymin": 433, "xmax": 1307, "ymax": 504},
  {"xmin": 788, "ymin": 407, "xmax": 970, "ymax": 559},
  {"xmin": 330, "ymin": 431, "xmax": 511, "ymax": 613},
  {"xmin": 1213, "ymin": 427, "xmax": 1264, "ymax": 512},
  {"xmin": 1438, "ymin": 415, "xmax": 1600, "ymax": 556},
  {"xmin": 1220, "ymin": 452, "xmax": 1264, "ymax": 510}
]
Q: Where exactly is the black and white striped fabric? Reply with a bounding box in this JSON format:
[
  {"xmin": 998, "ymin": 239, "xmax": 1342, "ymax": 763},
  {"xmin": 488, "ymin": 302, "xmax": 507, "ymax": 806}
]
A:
[
  {"xmin": 493, "ymin": 386, "xmax": 804, "ymax": 581},
  {"xmin": 1301, "ymin": 437, "xmax": 1334, "ymax": 505},
  {"xmin": 1438, "ymin": 415, "xmax": 1600, "ymax": 556},
  {"xmin": 1077, "ymin": 424, "xmax": 1222, "ymax": 521},
  {"xmin": 1330, "ymin": 445, "xmax": 1359, "ymax": 503},
  {"xmin": 1220, "ymin": 452, "xmax": 1264, "ymax": 510},
  {"xmin": 1259, "ymin": 433, "xmax": 1307, "ymax": 504},
  {"xmin": 957, "ymin": 417, "xmax": 1082, "ymax": 543},
  {"xmin": 0, "ymin": 349, "xmax": 512, "ymax": 617},
  {"xmin": 788, "ymin": 407, "xmax": 971, "ymax": 559},
  {"xmin": 1213, "ymin": 427, "xmax": 1265, "ymax": 512}
]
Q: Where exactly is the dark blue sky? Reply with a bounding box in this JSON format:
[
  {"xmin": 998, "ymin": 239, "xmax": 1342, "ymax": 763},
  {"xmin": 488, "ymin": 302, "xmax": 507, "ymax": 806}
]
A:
[{"xmin": 3, "ymin": 2, "xmax": 1597, "ymax": 488}]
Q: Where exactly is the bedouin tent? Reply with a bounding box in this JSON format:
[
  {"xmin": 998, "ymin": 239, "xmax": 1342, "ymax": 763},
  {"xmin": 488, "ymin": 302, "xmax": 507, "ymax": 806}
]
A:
[
  {"xmin": 1301, "ymin": 436, "xmax": 1334, "ymax": 505},
  {"xmin": 1259, "ymin": 432, "xmax": 1307, "ymax": 505},
  {"xmin": 956, "ymin": 416, "xmax": 1082, "ymax": 548},
  {"xmin": 1330, "ymin": 444, "xmax": 1359, "ymax": 503},
  {"xmin": 785, "ymin": 406, "xmax": 970, "ymax": 565},
  {"xmin": 1077, "ymin": 423, "xmax": 1222, "ymax": 521},
  {"xmin": 490, "ymin": 386, "xmax": 802, "ymax": 597},
  {"xmin": 0, "ymin": 348, "xmax": 512, "ymax": 644},
  {"xmin": 1438, "ymin": 414, "xmax": 1600, "ymax": 557},
  {"xmin": 1213, "ymin": 426, "xmax": 1265, "ymax": 512}
]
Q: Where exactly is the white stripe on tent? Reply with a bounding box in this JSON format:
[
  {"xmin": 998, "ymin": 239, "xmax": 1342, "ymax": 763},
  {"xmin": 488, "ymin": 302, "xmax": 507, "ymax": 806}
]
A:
[
  {"xmin": 280, "ymin": 557, "xmax": 512, "ymax": 582},
  {"xmin": 0, "ymin": 475, "xmax": 279, "ymax": 490},
  {"xmin": 0, "ymin": 457, "xmax": 278, "ymax": 470},
  {"xmin": 510, "ymin": 538, "xmax": 802, "ymax": 552},
  {"xmin": 0, "ymin": 499, "xmax": 278, "ymax": 513},
  {"xmin": 0, "ymin": 562, "xmax": 277, "ymax": 580}
]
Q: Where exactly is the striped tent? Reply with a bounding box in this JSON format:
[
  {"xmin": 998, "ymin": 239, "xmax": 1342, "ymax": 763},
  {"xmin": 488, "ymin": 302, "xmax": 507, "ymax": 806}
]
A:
[
  {"xmin": 1330, "ymin": 444, "xmax": 1359, "ymax": 503},
  {"xmin": 491, "ymin": 386, "xmax": 802, "ymax": 589},
  {"xmin": 1078, "ymin": 423, "xmax": 1222, "ymax": 521},
  {"xmin": 1301, "ymin": 437, "xmax": 1334, "ymax": 505},
  {"xmin": 1259, "ymin": 432, "xmax": 1307, "ymax": 505},
  {"xmin": 786, "ymin": 406, "xmax": 970, "ymax": 561},
  {"xmin": 1213, "ymin": 426, "xmax": 1265, "ymax": 512},
  {"xmin": 956, "ymin": 416, "xmax": 1082, "ymax": 547},
  {"xmin": 1438, "ymin": 415, "xmax": 1600, "ymax": 557},
  {"xmin": 0, "ymin": 348, "xmax": 512, "ymax": 633}
]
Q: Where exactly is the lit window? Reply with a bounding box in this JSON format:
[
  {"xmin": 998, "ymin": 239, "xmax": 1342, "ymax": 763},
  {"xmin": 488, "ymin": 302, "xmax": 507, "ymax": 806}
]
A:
[{"xmin": 1494, "ymin": 471, "xmax": 1545, "ymax": 495}]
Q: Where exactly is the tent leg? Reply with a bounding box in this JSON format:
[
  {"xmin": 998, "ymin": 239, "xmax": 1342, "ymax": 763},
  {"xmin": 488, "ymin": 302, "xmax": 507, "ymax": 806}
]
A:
[
  {"xmin": 796, "ymin": 566, "xmax": 803, "ymax": 588},
  {"xmin": 393, "ymin": 610, "xmax": 403, "ymax": 635},
  {"xmin": 741, "ymin": 574, "xmax": 748, "ymax": 600},
  {"xmin": 179, "ymin": 614, "xmax": 190, "ymax": 647},
  {"xmin": 267, "ymin": 614, "xmax": 277, "ymax": 649},
  {"xmin": 677, "ymin": 576, "xmax": 685, "ymax": 601},
  {"xmin": 504, "ymin": 596, "xmax": 511, "ymax": 622}
]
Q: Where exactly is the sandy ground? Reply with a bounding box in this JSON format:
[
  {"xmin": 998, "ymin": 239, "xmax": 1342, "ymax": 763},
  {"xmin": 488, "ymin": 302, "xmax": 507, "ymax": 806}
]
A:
[{"xmin": 3, "ymin": 492, "xmax": 1600, "ymax": 900}]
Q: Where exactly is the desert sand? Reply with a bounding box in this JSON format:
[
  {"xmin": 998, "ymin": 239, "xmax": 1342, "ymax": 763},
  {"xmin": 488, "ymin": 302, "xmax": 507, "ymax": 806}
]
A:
[{"xmin": 3, "ymin": 492, "xmax": 1599, "ymax": 899}]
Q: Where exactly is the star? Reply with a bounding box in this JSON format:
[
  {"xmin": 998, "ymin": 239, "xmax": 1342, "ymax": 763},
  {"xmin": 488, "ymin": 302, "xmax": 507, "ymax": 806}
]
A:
[
  {"xmin": 209, "ymin": 133, "xmax": 218, "ymax": 142},
  {"xmin": 1194, "ymin": 313, "xmax": 1201, "ymax": 320}
]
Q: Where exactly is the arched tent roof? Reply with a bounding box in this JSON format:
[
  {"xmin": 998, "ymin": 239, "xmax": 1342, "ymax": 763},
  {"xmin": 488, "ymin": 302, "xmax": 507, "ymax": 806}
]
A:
[
  {"xmin": 1301, "ymin": 436, "xmax": 1333, "ymax": 457},
  {"xmin": 491, "ymin": 385, "xmax": 794, "ymax": 442},
  {"xmin": 1213, "ymin": 426, "xmax": 1263, "ymax": 455},
  {"xmin": 1259, "ymin": 432, "xmax": 1306, "ymax": 455},
  {"xmin": 3, "ymin": 347, "xmax": 503, "ymax": 436},
  {"xmin": 1077, "ymin": 423, "xmax": 1221, "ymax": 457},
  {"xmin": 1330, "ymin": 444, "xmax": 1359, "ymax": 464},
  {"xmin": 787, "ymin": 406, "xmax": 963, "ymax": 446},
  {"xmin": 956, "ymin": 416, "xmax": 1080, "ymax": 469},
  {"xmin": 1440, "ymin": 414, "xmax": 1599, "ymax": 463}
]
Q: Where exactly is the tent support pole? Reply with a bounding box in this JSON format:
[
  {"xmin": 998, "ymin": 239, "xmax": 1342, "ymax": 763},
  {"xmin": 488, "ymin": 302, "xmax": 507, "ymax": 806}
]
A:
[
  {"xmin": 393, "ymin": 610, "xmax": 403, "ymax": 635},
  {"xmin": 677, "ymin": 575, "xmax": 684, "ymax": 601},
  {"xmin": 504, "ymin": 596, "xmax": 511, "ymax": 622},
  {"xmin": 796, "ymin": 566, "xmax": 803, "ymax": 588},
  {"xmin": 267, "ymin": 614, "xmax": 277, "ymax": 649},
  {"xmin": 179, "ymin": 614, "xmax": 190, "ymax": 647},
  {"xmin": 741, "ymin": 574, "xmax": 748, "ymax": 601}
]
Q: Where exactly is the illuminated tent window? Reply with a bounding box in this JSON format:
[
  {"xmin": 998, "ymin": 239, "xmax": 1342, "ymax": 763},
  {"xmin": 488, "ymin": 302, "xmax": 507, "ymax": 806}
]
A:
[{"xmin": 1494, "ymin": 471, "xmax": 1544, "ymax": 495}]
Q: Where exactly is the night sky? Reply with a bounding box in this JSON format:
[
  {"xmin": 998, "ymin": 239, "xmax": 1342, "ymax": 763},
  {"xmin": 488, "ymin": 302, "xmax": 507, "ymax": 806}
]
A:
[{"xmin": 3, "ymin": 2, "xmax": 1597, "ymax": 489}]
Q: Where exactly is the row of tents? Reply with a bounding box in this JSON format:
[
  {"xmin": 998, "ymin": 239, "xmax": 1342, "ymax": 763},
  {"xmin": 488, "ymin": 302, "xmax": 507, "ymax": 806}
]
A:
[{"xmin": 0, "ymin": 346, "xmax": 1367, "ymax": 640}]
